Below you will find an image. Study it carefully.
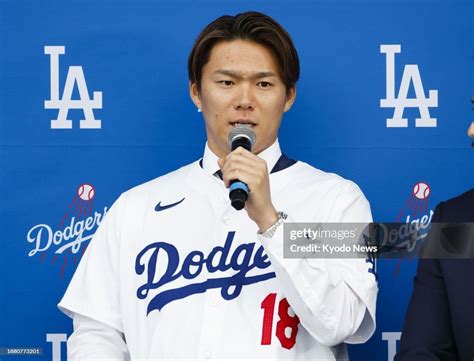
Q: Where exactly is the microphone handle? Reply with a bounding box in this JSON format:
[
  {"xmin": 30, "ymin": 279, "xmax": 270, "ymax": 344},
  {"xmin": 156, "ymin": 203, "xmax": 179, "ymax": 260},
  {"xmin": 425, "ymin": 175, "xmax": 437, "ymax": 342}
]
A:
[{"xmin": 229, "ymin": 136, "xmax": 252, "ymax": 210}]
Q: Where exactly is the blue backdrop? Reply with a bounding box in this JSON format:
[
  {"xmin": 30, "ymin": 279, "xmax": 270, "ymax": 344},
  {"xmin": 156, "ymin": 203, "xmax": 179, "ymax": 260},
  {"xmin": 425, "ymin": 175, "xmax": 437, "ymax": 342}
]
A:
[{"xmin": 1, "ymin": 0, "xmax": 473, "ymax": 360}]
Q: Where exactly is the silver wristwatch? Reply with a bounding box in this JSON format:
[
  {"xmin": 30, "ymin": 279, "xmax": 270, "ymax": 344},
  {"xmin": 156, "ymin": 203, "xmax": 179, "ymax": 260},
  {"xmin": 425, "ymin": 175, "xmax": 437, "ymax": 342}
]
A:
[{"xmin": 258, "ymin": 211, "xmax": 288, "ymax": 238}]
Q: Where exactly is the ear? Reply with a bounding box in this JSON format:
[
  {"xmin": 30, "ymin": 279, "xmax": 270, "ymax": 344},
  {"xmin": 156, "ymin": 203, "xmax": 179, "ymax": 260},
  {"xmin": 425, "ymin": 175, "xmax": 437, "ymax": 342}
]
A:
[
  {"xmin": 189, "ymin": 81, "xmax": 202, "ymax": 110},
  {"xmin": 468, "ymin": 121, "xmax": 474, "ymax": 138},
  {"xmin": 283, "ymin": 86, "xmax": 296, "ymax": 112}
]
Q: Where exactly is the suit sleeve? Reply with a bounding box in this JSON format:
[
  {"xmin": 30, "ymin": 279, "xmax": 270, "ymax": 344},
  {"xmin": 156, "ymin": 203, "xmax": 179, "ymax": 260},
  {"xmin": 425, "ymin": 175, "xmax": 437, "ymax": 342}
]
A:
[
  {"xmin": 258, "ymin": 182, "xmax": 378, "ymax": 347},
  {"xmin": 395, "ymin": 202, "xmax": 459, "ymax": 361},
  {"xmin": 57, "ymin": 194, "xmax": 130, "ymax": 358}
]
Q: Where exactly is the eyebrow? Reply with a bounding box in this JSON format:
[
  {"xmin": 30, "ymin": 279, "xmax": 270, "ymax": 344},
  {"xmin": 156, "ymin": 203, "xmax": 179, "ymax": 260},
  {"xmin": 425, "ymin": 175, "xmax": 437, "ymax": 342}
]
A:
[{"xmin": 212, "ymin": 69, "xmax": 277, "ymax": 79}]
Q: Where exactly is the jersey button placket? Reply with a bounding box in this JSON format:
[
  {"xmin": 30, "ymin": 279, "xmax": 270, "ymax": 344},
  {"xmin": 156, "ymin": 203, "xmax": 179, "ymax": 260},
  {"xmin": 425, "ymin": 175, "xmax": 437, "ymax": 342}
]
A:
[
  {"xmin": 203, "ymin": 290, "xmax": 226, "ymax": 357},
  {"xmin": 221, "ymin": 194, "xmax": 228, "ymax": 204}
]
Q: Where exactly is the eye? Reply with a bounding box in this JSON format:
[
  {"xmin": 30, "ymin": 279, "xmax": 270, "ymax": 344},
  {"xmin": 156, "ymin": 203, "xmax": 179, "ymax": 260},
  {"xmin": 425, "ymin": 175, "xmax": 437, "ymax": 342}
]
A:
[
  {"xmin": 257, "ymin": 81, "xmax": 273, "ymax": 88},
  {"xmin": 218, "ymin": 80, "xmax": 234, "ymax": 87}
]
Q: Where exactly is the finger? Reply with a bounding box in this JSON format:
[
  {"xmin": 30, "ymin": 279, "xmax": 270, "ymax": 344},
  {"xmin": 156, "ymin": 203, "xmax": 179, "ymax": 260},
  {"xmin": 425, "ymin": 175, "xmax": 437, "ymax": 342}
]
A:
[
  {"xmin": 228, "ymin": 147, "xmax": 262, "ymax": 163},
  {"xmin": 224, "ymin": 169, "xmax": 262, "ymax": 191},
  {"xmin": 224, "ymin": 152, "xmax": 266, "ymax": 172},
  {"xmin": 222, "ymin": 162, "xmax": 266, "ymax": 189},
  {"xmin": 224, "ymin": 159, "xmax": 262, "ymax": 179},
  {"xmin": 221, "ymin": 157, "xmax": 263, "ymax": 181}
]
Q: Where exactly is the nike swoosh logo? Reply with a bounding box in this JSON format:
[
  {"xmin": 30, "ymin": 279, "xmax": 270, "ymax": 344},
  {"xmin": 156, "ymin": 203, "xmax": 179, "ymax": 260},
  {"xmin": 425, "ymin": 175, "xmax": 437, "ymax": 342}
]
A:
[{"xmin": 155, "ymin": 198, "xmax": 185, "ymax": 212}]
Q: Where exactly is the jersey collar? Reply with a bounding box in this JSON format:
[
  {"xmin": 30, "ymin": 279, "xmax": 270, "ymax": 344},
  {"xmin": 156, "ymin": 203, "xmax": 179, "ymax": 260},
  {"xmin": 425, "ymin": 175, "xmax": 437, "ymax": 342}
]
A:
[{"xmin": 201, "ymin": 139, "xmax": 283, "ymax": 176}]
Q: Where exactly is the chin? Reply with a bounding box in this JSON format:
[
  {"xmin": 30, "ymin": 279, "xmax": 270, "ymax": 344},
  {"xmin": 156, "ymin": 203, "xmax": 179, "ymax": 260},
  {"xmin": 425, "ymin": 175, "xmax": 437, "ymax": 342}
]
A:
[{"xmin": 253, "ymin": 143, "xmax": 266, "ymax": 154}]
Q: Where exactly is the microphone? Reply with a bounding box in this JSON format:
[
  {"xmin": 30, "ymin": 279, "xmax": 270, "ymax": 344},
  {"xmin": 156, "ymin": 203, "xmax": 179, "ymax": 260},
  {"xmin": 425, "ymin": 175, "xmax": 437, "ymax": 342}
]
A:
[{"xmin": 227, "ymin": 124, "xmax": 256, "ymax": 210}]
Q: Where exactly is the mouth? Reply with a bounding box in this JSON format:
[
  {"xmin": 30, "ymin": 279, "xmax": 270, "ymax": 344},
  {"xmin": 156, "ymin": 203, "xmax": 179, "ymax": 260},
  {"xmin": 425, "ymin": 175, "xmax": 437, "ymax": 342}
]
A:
[{"xmin": 229, "ymin": 119, "xmax": 256, "ymax": 127}]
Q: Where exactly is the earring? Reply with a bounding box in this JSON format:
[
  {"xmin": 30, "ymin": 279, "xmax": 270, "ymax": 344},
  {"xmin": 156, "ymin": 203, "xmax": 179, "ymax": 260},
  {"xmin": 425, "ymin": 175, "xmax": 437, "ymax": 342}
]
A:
[{"xmin": 197, "ymin": 108, "xmax": 202, "ymax": 112}]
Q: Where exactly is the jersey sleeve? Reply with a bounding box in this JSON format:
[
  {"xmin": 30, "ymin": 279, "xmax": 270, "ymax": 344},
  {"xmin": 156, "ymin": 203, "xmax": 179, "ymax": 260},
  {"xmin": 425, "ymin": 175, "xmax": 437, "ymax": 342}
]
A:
[
  {"xmin": 67, "ymin": 314, "xmax": 131, "ymax": 361},
  {"xmin": 258, "ymin": 181, "xmax": 378, "ymax": 347},
  {"xmin": 58, "ymin": 193, "xmax": 129, "ymax": 354}
]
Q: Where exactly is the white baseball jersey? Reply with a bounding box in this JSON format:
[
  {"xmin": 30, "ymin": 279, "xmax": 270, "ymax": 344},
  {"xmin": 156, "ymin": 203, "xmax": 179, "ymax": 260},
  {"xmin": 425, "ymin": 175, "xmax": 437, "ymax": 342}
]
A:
[{"xmin": 58, "ymin": 140, "xmax": 377, "ymax": 360}]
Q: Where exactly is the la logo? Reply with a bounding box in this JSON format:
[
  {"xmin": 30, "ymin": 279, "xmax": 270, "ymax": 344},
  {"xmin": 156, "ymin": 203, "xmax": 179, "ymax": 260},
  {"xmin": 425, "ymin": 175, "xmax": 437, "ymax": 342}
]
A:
[
  {"xmin": 380, "ymin": 44, "xmax": 438, "ymax": 128},
  {"xmin": 44, "ymin": 46, "xmax": 102, "ymax": 129}
]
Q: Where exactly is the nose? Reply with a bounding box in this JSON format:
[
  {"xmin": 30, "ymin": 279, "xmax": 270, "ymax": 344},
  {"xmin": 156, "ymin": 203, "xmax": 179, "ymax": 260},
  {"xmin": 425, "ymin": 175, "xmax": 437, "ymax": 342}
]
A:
[{"xmin": 234, "ymin": 83, "xmax": 255, "ymax": 111}]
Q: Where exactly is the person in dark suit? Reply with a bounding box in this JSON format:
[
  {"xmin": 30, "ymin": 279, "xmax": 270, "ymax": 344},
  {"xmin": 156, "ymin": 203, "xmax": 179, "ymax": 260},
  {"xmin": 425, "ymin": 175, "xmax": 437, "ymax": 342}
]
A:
[{"xmin": 395, "ymin": 122, "xmax": 474, "ymax": 361}]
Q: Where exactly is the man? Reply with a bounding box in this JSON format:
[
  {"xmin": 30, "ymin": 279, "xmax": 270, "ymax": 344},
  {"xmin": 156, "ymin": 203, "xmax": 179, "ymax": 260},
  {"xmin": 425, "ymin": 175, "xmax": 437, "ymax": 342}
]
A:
[
  {"xmin": 59, "ymin": 12, "xmax": 377, "ymax": 360},
  {"xmin": 395, "ymin": 122, "xmax": 474, "ymax": 361}
]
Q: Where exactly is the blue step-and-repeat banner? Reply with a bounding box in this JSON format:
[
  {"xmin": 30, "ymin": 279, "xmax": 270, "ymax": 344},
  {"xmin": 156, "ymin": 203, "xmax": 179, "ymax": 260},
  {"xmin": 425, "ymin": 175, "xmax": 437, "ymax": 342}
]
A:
[{"xmin": 1, "ymin": 0, "xmax": 473, "ymax": 360}]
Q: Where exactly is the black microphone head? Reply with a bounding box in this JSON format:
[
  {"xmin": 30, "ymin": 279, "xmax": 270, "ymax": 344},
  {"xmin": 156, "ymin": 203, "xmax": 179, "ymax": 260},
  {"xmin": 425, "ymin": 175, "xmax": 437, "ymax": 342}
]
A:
[
  {"xmin": 230, "ymin": 188, "xmax": 248, "ymax": 210},
  {"xmin": 228, "ymin": 124, "xmax": 256, "ymax": 151}
]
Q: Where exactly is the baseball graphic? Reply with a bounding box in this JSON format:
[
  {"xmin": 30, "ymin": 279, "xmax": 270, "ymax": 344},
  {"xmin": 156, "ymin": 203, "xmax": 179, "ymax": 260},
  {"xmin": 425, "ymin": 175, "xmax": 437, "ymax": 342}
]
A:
[
  {"xmin": 413, "ymin": 182, "xmax": 430, "ymax": 200},
  {"xmin": 77, "ymin": 184, "xmax": 95, "ymax": 201}
]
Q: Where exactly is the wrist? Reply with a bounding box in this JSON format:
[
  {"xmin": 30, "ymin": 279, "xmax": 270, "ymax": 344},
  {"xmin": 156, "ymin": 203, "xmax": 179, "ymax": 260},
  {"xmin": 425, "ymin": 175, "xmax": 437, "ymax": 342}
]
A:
[
  {"xmin": 258, "ymin": 211, "xmax": 288, "ymax": 238},
  {"xmin": 256, "ymin": 208, "xmax": 278, "ymax": 232}
]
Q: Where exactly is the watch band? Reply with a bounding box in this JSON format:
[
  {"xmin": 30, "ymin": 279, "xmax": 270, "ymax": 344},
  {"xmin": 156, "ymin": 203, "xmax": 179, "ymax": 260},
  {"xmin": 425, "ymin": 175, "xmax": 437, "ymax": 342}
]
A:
[{"xmin": 258, "ymin": 211, "xmax": 288, "ymax": 238}]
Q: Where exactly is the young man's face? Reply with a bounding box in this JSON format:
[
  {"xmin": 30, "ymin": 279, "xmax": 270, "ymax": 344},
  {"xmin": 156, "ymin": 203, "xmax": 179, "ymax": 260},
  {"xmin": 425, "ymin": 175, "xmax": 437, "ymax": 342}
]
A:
[{"xmin": 190, "ymin": 39, "xmax": 296, "ymax": 157}]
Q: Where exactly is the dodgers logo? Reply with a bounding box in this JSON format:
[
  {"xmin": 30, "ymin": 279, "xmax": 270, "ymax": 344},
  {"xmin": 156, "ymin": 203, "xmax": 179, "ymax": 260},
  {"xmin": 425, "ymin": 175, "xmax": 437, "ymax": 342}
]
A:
[
  {"xmin": 135, "ymin": 231, "xmax": 275, "ymax": 314},
  {"xmin": 390, "ymin": 181, "xmax": 434, "ymax": 277},
  {"xmin": 44, "ymin": 46, "xmax": 102, "ymax": 129},
  {"xmin": 27, "ymin": 183, "xmax": 107, "ymax": 278},
  {"xmin": 380, "ymin": 44, "xmax": 438, "ymax": 128}
]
